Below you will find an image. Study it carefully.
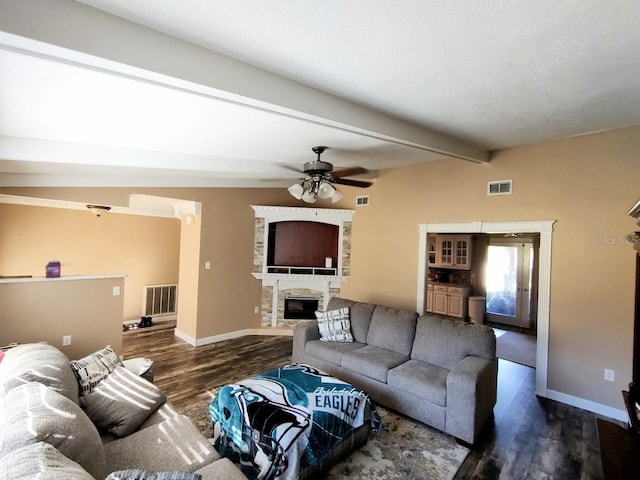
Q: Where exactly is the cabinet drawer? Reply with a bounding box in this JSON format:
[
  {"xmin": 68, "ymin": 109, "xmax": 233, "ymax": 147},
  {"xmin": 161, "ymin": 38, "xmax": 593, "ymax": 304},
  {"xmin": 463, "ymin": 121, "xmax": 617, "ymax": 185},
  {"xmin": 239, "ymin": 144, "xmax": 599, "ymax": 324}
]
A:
[
  {"xmin": 448, "ymin": 287, "xmax": 464, "ymax": 295},
  {"xmin": 427, "ymin": 283, "xmax": 434, "ymax": 291},
  {"xmin": 434, "ymin": 285, "xmax": 448, "ymax": 293}
]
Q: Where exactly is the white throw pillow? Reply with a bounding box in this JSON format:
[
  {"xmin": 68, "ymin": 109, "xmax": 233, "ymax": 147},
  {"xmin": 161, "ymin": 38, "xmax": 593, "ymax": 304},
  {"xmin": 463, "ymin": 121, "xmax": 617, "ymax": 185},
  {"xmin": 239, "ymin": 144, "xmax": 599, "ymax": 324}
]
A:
[
  {"xmin": 70, "ymin": 345, "xmax": 123, "ymax": 395},
  {"xmin": 316, "ymin": 307, "xmax": 354, "ymax": 342}
]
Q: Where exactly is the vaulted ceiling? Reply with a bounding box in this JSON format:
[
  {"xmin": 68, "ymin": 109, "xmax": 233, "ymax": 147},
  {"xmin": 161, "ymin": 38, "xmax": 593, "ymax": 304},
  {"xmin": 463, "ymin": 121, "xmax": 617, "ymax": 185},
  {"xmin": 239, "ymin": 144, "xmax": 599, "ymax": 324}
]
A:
[{"xmin": 0, "ymin": 0, "xmax": 638, "ymax": 188}]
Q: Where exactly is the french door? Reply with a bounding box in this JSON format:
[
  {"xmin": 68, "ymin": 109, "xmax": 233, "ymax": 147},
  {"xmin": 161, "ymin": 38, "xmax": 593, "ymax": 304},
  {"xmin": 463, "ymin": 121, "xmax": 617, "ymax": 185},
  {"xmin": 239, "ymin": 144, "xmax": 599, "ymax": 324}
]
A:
[{"xmin": 485, "ymin": 240, "xmax": 534, "ymax": 328}]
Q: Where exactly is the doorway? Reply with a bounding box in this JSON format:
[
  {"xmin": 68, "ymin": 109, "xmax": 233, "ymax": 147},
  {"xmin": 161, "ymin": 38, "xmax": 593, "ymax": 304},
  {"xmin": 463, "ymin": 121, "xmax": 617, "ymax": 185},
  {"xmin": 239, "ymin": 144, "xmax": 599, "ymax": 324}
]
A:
[
  {"xmin": 416, "ymin": 221, "xmax": 554, "ymax": 397},
  {"xmin": 485, "ymin": 236, "xmax": 538, "ymax": 329}
]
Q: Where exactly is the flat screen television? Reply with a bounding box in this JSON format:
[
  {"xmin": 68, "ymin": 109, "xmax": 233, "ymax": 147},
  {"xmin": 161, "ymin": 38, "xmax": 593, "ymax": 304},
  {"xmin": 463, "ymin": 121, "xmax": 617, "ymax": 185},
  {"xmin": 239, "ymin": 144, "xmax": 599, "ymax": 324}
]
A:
[{"xmin": 267, "ymin": 221, "xmax": 338, "ymax": 268}]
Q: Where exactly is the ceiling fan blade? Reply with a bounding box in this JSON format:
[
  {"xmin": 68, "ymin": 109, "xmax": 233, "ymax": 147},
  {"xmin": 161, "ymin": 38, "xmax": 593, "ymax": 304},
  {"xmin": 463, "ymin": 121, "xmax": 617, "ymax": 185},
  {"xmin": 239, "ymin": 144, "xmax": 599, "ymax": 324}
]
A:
[
  {"xmin": 278, "ymin": 164, "xmax": 305, "ymax": 174},
  {"xmin": 331, "ymin": 166, "xmax": 369, "ymax": 178},
  {"xmin": 332, "ymin": 178, "xmax": 373, "ymax": 188}
]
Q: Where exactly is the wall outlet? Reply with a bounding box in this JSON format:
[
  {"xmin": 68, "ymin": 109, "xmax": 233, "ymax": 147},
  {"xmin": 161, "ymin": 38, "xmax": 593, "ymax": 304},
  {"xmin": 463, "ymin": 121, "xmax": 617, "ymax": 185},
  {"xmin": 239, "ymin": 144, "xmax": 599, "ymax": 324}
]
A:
[
  {"xmin": 205, "ymin": 261, "xmax": 211, "ymax": 270},
  {"xmin": 604, "ymin": 368, "xmax": 615, "ymax": 382},
  {"xmin": 112, "ymin": 286, "xmax": 120, "ymax": 296},
  {"xmin": 62, "ymin": 335, "xmax": 72, "ymax": 346},
  {"xmin": 254, "ymin": 306, "xmax": 259, "ymax": 314}
]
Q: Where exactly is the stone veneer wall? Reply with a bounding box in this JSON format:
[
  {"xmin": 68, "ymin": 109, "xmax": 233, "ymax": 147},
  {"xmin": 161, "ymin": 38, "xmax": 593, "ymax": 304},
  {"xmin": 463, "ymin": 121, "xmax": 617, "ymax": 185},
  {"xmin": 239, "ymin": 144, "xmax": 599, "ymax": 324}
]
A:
[
  {"xmin": 342, "ymin": 221, "xmax": 352, "ymax": 276},
  {"xmin": 253, "ymin": 218, "xmax": 265, "ymax": 274},
  {"xmin": 260, "ymin": 286, "xmax": 341, "ymax": 328}
]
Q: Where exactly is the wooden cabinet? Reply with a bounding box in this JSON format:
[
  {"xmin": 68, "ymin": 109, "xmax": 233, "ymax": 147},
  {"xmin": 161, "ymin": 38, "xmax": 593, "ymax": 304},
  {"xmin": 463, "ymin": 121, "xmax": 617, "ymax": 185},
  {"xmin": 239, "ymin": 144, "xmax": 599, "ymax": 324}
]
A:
[
  {"xmin": 428, "ymin": 235, "xmax": 437, "ymax": 265},
  {"xmin": 435, "ymin": 235, "xmax": 472, "ymax": 270},
  {"xmin": 447, "ymin": 286, "xmax": 467, "ymax": 318},
  {"xmin": 427, "ymin": 283, "xmax": 470, "ymax": 318},
  {"xmin": 433, "ymin": 285, "xmax": 449, "ymax": 315},
  {"xmin": 426, "ymin": 283, "xmax": 434, "ymax": 313}
]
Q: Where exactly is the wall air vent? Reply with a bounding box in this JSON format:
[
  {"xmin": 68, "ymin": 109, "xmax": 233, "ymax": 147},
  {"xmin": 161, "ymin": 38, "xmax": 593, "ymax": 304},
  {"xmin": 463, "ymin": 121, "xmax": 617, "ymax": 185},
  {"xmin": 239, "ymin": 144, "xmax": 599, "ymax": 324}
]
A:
[
  {"xmin": 356, "ymin": 195, "xmax": 369, "ymax": 207},
  {"xmin": 487, "ymin": 180, "xmax": 512, "ymax": 196},
  {"xmin": 144, "ymin": 284, "xmax": 177, "ymax": 317}
]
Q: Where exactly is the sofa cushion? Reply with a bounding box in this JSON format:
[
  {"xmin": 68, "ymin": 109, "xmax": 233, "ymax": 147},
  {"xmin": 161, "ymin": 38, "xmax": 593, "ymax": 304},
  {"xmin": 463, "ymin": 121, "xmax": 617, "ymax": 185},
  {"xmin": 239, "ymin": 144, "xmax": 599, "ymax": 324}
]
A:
[
  {"xmin": 366, "ymin": 305, "xmax": 418, "ymax": 356},
  {"xmin": 106, "ymin": 470, "xmax": 203, "ymax": 480},
  {"xmin": 194, "ymin": 458, "xmax": 248, "ymax": 480},
  {"xmin": 70, "ymin": 345, "xmax": 124, "ymax": 396},
  {"xmin": 327, "ymin": 297, "xmax": 376, "ymax": 343},
  {"xmin": 0, "ymin": 343, "xmax": 79, "ymax": 403},
  {"xmin": 412, "ymin": 315, "xmax": 496, "ymax": 370},
  {"xmin": 388, "ymin": 359, "xmax": 449, "ymax": 407},
  {"xmin": 340, "ymin": 345, "xmax": 408, "ymax": 383},
  {"xmin": 0, "ymin": 382, "xmax": 106, "ymax": 479},
  {"xmin": 81, "ymin": 366, "xmax": 166, "ymax": 437},
  {"xmin": 0, "ymin": 442, "xmax": 95, "ymax": 480},
  {"xmin": 103, "ymin": 415, "xmax": 219, "ymax": 474},
  {"xmin": 305, "ymin": 340, "xmax": 366, "ymax": 365},
  {"xmin": 316, "ymin": 307, "xmax": 354, "ymax": 342}
]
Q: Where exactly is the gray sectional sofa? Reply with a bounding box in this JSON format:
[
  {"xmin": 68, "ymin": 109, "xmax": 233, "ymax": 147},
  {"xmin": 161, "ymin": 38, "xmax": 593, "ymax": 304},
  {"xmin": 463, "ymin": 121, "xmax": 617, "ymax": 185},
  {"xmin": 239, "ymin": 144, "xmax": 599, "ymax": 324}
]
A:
[
  {"xmin": 293, "ymin": 297, "xmax": 498, "ymax": 444},
  {"xmin": 0, "ymin": 343, "xmax": 246, "ymax": 479}
]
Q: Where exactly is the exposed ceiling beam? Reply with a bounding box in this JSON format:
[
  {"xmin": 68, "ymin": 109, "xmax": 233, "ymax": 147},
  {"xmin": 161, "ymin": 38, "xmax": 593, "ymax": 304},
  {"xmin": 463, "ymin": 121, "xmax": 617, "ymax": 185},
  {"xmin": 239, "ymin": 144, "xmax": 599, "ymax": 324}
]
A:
[{"xmin": 0, "ymin": 0, "xmax": 489, "ymax": 163}]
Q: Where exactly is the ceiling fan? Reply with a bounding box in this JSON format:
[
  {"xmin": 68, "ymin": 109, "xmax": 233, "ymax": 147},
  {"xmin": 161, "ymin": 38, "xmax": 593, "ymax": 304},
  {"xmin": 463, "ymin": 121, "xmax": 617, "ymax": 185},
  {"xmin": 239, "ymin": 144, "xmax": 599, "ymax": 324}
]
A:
[{"xmin": 286, "ymin": 146, "xmax": 372, "ymax": 204}]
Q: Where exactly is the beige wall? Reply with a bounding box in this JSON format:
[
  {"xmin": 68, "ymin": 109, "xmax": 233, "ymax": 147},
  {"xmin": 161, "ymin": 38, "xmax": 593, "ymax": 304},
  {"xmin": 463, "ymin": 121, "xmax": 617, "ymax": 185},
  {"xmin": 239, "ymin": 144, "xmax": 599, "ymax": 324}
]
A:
[
  {"xmin": 0, "ymin": 187, "xmax": 296, "ymax": 340},
  {"xmin": 0, "ymin": 203, "xmax": 180, "ymax": 321},
  {"xmin": 339, "ymin": 126, "xmax": 640, "ymax": 411},
  {"xmin": 0, "ymin": 276, "xmax": 124, "ymax": 359}
]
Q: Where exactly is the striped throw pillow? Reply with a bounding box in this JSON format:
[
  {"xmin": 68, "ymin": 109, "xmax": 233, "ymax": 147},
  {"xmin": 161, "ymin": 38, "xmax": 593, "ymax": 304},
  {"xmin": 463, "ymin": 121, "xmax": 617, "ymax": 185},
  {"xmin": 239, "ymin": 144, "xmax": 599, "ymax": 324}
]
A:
[
  {"xmin": 316, "ymin": 307, "xmax": 354, "ymax": 342},
  {"xmin": 70, "ymin": 345, "xmax": 123, "ymax": 395}
]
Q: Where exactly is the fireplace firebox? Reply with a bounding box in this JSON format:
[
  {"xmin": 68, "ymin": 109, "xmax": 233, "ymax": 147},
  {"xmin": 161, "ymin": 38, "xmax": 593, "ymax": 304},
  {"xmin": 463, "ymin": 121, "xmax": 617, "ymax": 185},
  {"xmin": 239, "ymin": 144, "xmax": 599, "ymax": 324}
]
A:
[{"xmin": 284, "ymin": 297, "xmax": 319, "ymax": 320}]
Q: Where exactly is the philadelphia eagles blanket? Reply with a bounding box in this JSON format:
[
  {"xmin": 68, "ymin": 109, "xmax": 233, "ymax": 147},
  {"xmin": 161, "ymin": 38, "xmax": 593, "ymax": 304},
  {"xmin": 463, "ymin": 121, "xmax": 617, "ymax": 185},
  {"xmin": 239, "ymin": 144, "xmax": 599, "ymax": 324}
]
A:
[{"xmin": 210, "ymin": 364, "xmax": 381, "ymax": 480}]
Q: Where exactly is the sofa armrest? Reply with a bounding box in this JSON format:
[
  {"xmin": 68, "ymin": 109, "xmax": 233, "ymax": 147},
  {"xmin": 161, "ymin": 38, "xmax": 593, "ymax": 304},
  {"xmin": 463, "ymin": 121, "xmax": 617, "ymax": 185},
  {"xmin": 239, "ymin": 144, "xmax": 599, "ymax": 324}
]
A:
[
  {"xmin": 292, "ymin": 320, "xmax": 320, "ymax": 363},
  {"xmin": 445, "ymin": 356, "xmax": 498, "ymax": 444}
]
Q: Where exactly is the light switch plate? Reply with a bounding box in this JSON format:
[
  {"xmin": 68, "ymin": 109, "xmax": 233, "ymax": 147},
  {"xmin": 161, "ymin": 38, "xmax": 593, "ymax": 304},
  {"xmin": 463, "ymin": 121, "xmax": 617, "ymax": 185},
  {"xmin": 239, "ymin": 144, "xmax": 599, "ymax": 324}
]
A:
[{"xmin": 112, "ymin": 286, "xmax": 120, "ymax": 296}]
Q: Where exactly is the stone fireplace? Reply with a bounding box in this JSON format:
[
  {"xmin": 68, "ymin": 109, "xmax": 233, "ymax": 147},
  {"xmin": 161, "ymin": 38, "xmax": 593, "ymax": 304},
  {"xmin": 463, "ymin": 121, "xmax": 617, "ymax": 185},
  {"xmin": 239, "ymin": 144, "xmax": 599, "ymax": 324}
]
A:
[{"xmin": 252, "ymin": 205, "xmax": 353, "ymax": 328}]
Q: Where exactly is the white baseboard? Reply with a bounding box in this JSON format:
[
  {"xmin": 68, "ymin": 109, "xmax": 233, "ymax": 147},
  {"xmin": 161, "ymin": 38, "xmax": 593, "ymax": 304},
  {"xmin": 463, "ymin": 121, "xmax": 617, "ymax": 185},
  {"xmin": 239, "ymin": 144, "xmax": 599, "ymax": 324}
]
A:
[
  {"xmin": 173, "ymin": 328, "xmax": 196, "ymax": 346},
  {"xmin": 545, "ymin": 389, "xmax": 628, "ymax": 423},
  {"xmin": 174, "ymin": 326, "xmax": 293, "ymax": 346}
]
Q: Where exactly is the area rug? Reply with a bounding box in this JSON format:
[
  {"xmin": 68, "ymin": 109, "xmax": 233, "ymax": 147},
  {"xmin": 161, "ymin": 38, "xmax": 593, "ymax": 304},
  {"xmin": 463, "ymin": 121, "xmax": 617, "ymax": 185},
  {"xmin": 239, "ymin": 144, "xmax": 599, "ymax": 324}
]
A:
[
  {"xmin": 180, "ymin": 399, "xmax": 469, "ymax": 480},
  {"xmin": 496, "ymin": 331, "xmax": 537, "ymax": 368}
]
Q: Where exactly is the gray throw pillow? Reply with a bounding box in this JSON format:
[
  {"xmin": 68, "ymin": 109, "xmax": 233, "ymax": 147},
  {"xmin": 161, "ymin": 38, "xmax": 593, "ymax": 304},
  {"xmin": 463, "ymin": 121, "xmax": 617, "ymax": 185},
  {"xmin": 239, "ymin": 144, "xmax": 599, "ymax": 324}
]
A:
[
  {"xmin": 70, "ymin": 345, "xmax": 124, "ymax": 396},
  {"xmin": 0, "ymin": 442, "xmax": 95, "ymax": 479},
  {"xmin": 81, "ymin": 366, "xmax": 166, "ymax": 437},
  {"xmin": 316, "ymin": 307, "xmax": 354, "ymax": 342},
  {"xmin": 0, "ymin": 382, "xmax": 106, "ymax": 479}
]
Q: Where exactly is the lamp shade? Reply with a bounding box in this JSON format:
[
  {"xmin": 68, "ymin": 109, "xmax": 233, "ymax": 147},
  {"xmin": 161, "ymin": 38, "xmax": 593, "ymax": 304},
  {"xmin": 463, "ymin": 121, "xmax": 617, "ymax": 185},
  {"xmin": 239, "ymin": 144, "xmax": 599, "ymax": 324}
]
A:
[
  {"xmin": 301, "ymin": 190, "xmax": 317, "ymax": 203},
  {"xmin": 287, "ymin": 183, "xmax": 304, "ymax": 200},
  {"xmin": 330, "ymin": 188, "xmax": 343, "ymax": 203},
  {"xmin": 317, "ymin": 182, "xmax": 335, "ymax": 199}
]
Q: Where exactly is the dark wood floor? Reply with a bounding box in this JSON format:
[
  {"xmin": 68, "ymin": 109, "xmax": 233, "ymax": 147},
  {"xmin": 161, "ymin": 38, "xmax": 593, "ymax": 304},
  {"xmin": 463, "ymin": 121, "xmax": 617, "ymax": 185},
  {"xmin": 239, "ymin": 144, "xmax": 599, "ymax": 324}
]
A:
[{"xmin": 123, "ymin": 330, "xmax": 609, "ymax": 479}]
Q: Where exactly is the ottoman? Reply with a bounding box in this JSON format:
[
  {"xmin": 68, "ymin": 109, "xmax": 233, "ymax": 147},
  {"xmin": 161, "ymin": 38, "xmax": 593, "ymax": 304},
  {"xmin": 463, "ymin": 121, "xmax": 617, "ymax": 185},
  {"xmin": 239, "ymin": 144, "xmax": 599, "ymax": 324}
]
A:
[{"xmin": 209, "ymin": 363, "xmax": 380, "ymax": 480}]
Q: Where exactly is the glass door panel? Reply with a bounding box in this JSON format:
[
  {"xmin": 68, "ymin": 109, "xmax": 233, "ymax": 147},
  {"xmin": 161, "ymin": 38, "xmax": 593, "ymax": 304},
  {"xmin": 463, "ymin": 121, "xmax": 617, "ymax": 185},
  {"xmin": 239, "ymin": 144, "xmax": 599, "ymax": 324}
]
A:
[
  {"xmin": 485, "ymin": 241, "xmax": 533, "ymax": 327},
  {"xmin": 486, "ymin": 245, "xmax": 518, "ymax": 321}
]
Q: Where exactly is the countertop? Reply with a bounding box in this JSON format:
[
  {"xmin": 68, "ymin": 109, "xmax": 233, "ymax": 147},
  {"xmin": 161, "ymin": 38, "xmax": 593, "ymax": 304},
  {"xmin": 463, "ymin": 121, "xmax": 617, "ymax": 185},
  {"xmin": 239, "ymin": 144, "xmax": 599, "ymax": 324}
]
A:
[{"xmin": 427, "ymin": 281, "xmax": 471, "ymax": 288}]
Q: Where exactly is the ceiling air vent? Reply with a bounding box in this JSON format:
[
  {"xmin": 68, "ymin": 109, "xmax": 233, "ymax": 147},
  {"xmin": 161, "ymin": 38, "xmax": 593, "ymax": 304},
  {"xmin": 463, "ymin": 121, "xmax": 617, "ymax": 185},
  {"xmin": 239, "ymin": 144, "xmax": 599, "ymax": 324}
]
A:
[
  {"xmin": 356, "ymin": 195, "xmax": 369, "ymax": 207},
  {"xmin": 487, "ymin": 180, "xmax": 512, "ymax": 196}
]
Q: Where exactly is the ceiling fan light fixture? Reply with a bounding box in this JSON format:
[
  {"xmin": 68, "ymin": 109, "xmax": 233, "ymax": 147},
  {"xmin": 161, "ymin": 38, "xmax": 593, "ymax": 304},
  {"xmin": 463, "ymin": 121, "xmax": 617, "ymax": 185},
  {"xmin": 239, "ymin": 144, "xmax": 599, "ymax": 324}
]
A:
[
  {"xmin": 317, "ymin": 181, "xmax": 335, "ymax": 199},
  {"xmin": 301, "ymin": 190, "xmax": 317, "ymax": 204},
  {"xmin": 330, "ymin": 188, "xmax": 343, "ymax": 203},
  {"xmin": 287, "ymin": 182, "xmax": 304, "ymax": 200},
  {"xmin": 86, "ymin": 204, "xmax": 111, "ymax": 216}
]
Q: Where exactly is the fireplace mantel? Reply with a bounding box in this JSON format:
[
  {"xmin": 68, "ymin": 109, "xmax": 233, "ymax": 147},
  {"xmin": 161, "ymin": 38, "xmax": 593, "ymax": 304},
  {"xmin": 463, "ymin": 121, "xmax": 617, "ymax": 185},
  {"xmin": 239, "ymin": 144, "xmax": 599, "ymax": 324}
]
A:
[{"xmin": 251, "ymin": 205, "xmax": 354, "ymax": 327}]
